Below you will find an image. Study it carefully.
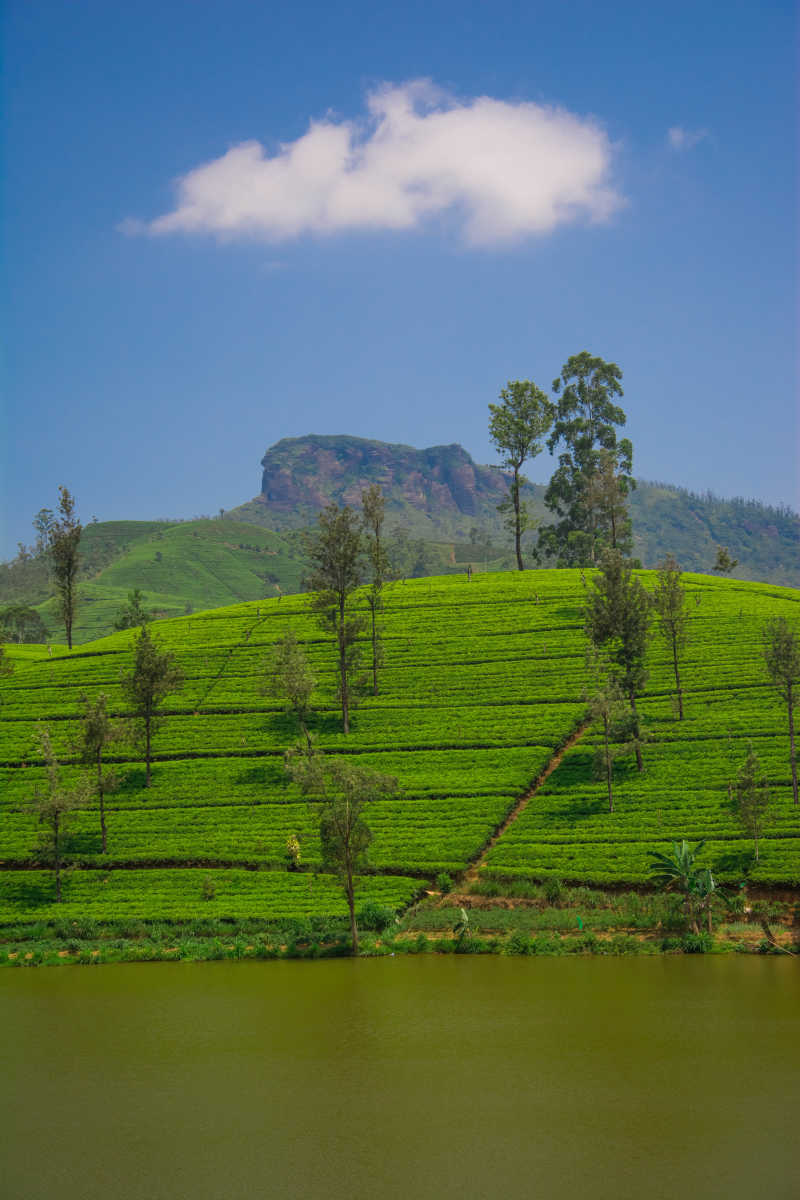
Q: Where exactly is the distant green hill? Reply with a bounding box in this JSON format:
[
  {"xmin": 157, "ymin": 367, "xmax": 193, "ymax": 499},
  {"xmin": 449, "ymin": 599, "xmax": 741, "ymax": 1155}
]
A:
[
  {"xmin": 0, "ymin": 519, "xmax": 308, "ymax": 644},
  {"xmin": 231, "ymin": 435, "xmax": 800, "ymax": 586},
  {"xmin": 3, "ymin": 436, "xmax": 797, "ymax": 645}
]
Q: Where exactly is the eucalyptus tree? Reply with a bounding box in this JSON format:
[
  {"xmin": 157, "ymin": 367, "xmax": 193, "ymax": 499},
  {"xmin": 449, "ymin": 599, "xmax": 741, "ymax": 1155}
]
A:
[
  {"xmin": 488, "ymin": 380, "xmax": 554, "ymax": 570},
  {"xmin": 28, "ymin": 726, "xmax": 90, "ymax": 901},
  {"xmin": 541, "ymin": 352, "xmax": 633, "ymax": 566},
  {"xmin": 121, "ymin": 624, "xmax": 184, "ymax": 787},
  {"xmin": 74, "ymin": 692, "xmax": 124, "ymax": 852},
  {"xmin": 304, "ymin": 504, "xmax": 365, "ymax": 734},
  {"xmin": 763, "ymin": 616, "xmax": 800, "ymax": 804},
  {"xmin": 653, "ymin": 556, "xmax": 690, "ymax": 720},
  {"xmin": 362, "ymin": 485, "xmax": 390, "ymax": 695},
  {"xmin": 585, "ymin": 550, "xmax": 651, "ymax": 771},
  {"xmin": 287, "ymin": 751, "xmax": 398, "ymax": 954}
]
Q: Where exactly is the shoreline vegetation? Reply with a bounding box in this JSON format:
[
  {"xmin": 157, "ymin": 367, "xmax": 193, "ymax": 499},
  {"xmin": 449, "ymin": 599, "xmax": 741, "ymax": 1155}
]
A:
[{"xmin": 3, "ymin": 880, "xmax": 797, "ymax": 966}]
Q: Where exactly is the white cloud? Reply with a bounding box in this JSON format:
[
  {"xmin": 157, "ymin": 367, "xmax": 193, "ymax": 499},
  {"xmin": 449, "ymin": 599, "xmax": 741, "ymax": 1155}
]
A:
[
  {"xmin": 125, "ymin": 80, "xmax": 623, "ymax": 247},
  {"xmin": 667, "ymin": 125, "xmax": 708, "ymax": 151}
]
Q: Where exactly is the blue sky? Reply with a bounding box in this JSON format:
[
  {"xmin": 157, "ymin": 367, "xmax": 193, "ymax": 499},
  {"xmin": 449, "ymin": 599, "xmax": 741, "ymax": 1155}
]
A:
[{"xmin": 3, "ymin": 0, "xmax": 797, "ymax": 559}]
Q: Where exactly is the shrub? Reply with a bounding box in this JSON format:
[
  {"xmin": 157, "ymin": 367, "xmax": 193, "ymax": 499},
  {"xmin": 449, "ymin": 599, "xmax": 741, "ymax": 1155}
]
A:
[
  {"xmin": 435, "ymin": 872, "xmax": 453, "ymax": 895},
  {"xmin": 201, "ymin": 874, "xmax": 216, "ymax": 901},
  {"xmin": 505, "ymin": 930, "xmax": 532, "ymax": 955},
  {"xmin": 357, "ymin": 901, "xmax": 396, "ymax": 932},
  {"xmin": 543, "ymin": 878, "xmax": 564, "ymax": 906},
  {"xmin": 681, "ymin": 933, "xmax": 714, "ymax": 954}
]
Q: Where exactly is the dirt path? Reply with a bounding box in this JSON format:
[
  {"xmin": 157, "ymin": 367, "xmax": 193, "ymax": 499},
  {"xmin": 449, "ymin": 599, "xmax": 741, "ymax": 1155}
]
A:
[{"xmin": 463, "ymin": 719, "xmax": 591, "ymax": 885}]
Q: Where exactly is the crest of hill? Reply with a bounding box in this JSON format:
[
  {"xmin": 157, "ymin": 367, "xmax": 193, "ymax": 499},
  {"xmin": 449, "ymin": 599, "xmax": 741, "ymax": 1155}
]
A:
[{"xmin": 229, "ymin": 434, "xmax": 800, "ymax": 586}]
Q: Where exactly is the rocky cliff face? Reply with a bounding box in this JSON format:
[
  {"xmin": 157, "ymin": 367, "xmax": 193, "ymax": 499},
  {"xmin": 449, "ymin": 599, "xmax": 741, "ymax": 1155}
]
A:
[
  {"xmin": 226, "ymin": 433, "xmax": 800, "ymax": 584},
  {"xmin": 242, "ymin": 435, "xmax": 514, "ymax": 537}
]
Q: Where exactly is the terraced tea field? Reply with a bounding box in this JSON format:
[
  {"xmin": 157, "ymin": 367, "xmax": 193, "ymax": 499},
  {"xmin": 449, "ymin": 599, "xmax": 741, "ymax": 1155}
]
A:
[{"xmin": 1, "ymin": 570, "xmax": 798, "ymax": 931}]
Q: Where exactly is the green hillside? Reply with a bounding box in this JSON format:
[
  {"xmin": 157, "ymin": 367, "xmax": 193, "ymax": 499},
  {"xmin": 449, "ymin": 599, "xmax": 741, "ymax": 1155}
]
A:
[
  {"xmin": 1, "ymin": 519, "xmax": 308, "ymax": 644},
  {"xmin": 1, "ymin": 570, "xmax": 798, "ymax": 952}
]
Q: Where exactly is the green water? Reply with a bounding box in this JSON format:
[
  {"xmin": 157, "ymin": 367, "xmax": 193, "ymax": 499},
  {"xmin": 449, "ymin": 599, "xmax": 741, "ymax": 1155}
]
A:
[{"xmin": 2, "ymin": 957, "xmax": 798, "ymax": 1199}]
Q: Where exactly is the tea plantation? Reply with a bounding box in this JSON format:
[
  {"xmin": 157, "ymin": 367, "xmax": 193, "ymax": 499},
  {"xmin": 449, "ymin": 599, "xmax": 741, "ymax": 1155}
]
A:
[{"xmin": 1, "ymin": 570, "xmax": 798, "ymax": 931}]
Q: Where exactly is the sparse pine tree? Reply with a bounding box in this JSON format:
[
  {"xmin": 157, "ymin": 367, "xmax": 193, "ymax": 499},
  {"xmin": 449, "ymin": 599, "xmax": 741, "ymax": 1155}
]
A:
[
  {"xmin": 49, "ymin": 487, "xmax": 82, "ymax": 649},
  {"xmin": 653, "ymin": 556, "xmax": 689, "ymax": 720}
]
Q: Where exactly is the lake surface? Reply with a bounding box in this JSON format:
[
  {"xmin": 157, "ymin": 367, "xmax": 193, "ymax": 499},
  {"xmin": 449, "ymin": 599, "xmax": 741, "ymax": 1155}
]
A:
[{"xmin": 2, "ymin": 957, "xmax": 798, "ymax": 1200}]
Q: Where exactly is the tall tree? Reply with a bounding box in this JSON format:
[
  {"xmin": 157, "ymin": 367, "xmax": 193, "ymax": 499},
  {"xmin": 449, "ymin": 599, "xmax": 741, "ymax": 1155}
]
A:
[
  {"xmin": 585, "ymin": 549, "xmax": 652, "ymax": 771},
  {"xmin": 653, "ymin": 555, "xmax": 690, "ymax": 720},
  {"xmin": 488, "ymin": 380, "xmax": 554, "ymax": 570},
  {"xmin": 583, "ymin": 449, "xmax": 634, "ymax": 559},
  {"xmin": 585, "ymin": 669, "xmax": 631, "ymax": 812},
  {"xmin": 49, "ymin": 486, "xmax": 82, "ymax": 649},
  {"xmin": 730, "ymin": 744, "xmax": 773, "ymax": 863},
  {"xmin": 121, "ymin": 624, "xmax": 183, "ymax": 787},
  {"xmin": 287, "ymin": 751, "xmax": 398, "ymax": 954},
  {"xmin": 763, "ymin": 616, "xmax": 800, "ymax": 805},
  {"xmin": 113, "ymin": 589, "xmax": 152, "ymax": 631},
  {"xmin": 267, "ymin": 630, "xmax": 315, "ymax": 750},
  {"xmin": 28, "ymin": 726, "xmax": 90, "ymax": 901},
  {"xmin": 541, "ymin": 352, "xmax": 633, "ymax": 566},
  {"xmin": 304, "ymin": 504, "xmax": 365, "ymax": 734},
  {"xmin": 361, "ymin": 485, "xmax": 390, "ymax": 695},
  {"xmin": 74, "ymin": 692, "xmax": 123, "ymax": 853}
]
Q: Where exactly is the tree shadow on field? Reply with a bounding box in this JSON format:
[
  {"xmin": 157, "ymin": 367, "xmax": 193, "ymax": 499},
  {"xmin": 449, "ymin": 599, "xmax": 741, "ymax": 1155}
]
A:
[
  {"xmin": 712, "ymin": 847, "xmax": 755, "ymax": 877},
  {"xmin": 115, "ymin": 767, "xmax": 148, "ymax": 794},
  {"xmin": 67, "ymin": 827, "xmax": 103, "ymax": 857},
  {"xmin": 4, "ymin": 876, "xmax": 54, "ymax": 908},
  {"xmin": 234, "ymin": 760, "xmax": 287, "ymax": 789},
  {"xmin": 543, "ymin": 751, "xmax": 594, "ymax": 791}
]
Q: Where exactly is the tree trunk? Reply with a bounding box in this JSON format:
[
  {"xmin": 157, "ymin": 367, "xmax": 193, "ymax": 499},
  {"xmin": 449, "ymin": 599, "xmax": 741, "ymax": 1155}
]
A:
[
  {"xmin": 347, "ymin": 871, "xmax": 358, "ymax": 955},
  {"xmin": 370, "ymin": 600, "xmax": 378, "ymax": 696},
  {"xmin": 671, "ymin": 633, "xmax": 684, "ymax": 720},
  {"xmin": 54, "ymin": 816, "xmax": 62, "ymax": 902},
  {"xmin": 603, "ymin": 716, "xmax": 613, "ymax": 813},
  {"xmin": 788, "ymin": 685, "xmax": 798, "ymax": 805},
  {"xmin": 513, "ymin": 468, "xmax": 524, "ymax": 571},
  {"xmin": 629, "ymin": 691, "xmax": 643, "ymax": 771},
  {"xmin": 97, "ymin": 749, "xmax": 107, "ymax": 853}
]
